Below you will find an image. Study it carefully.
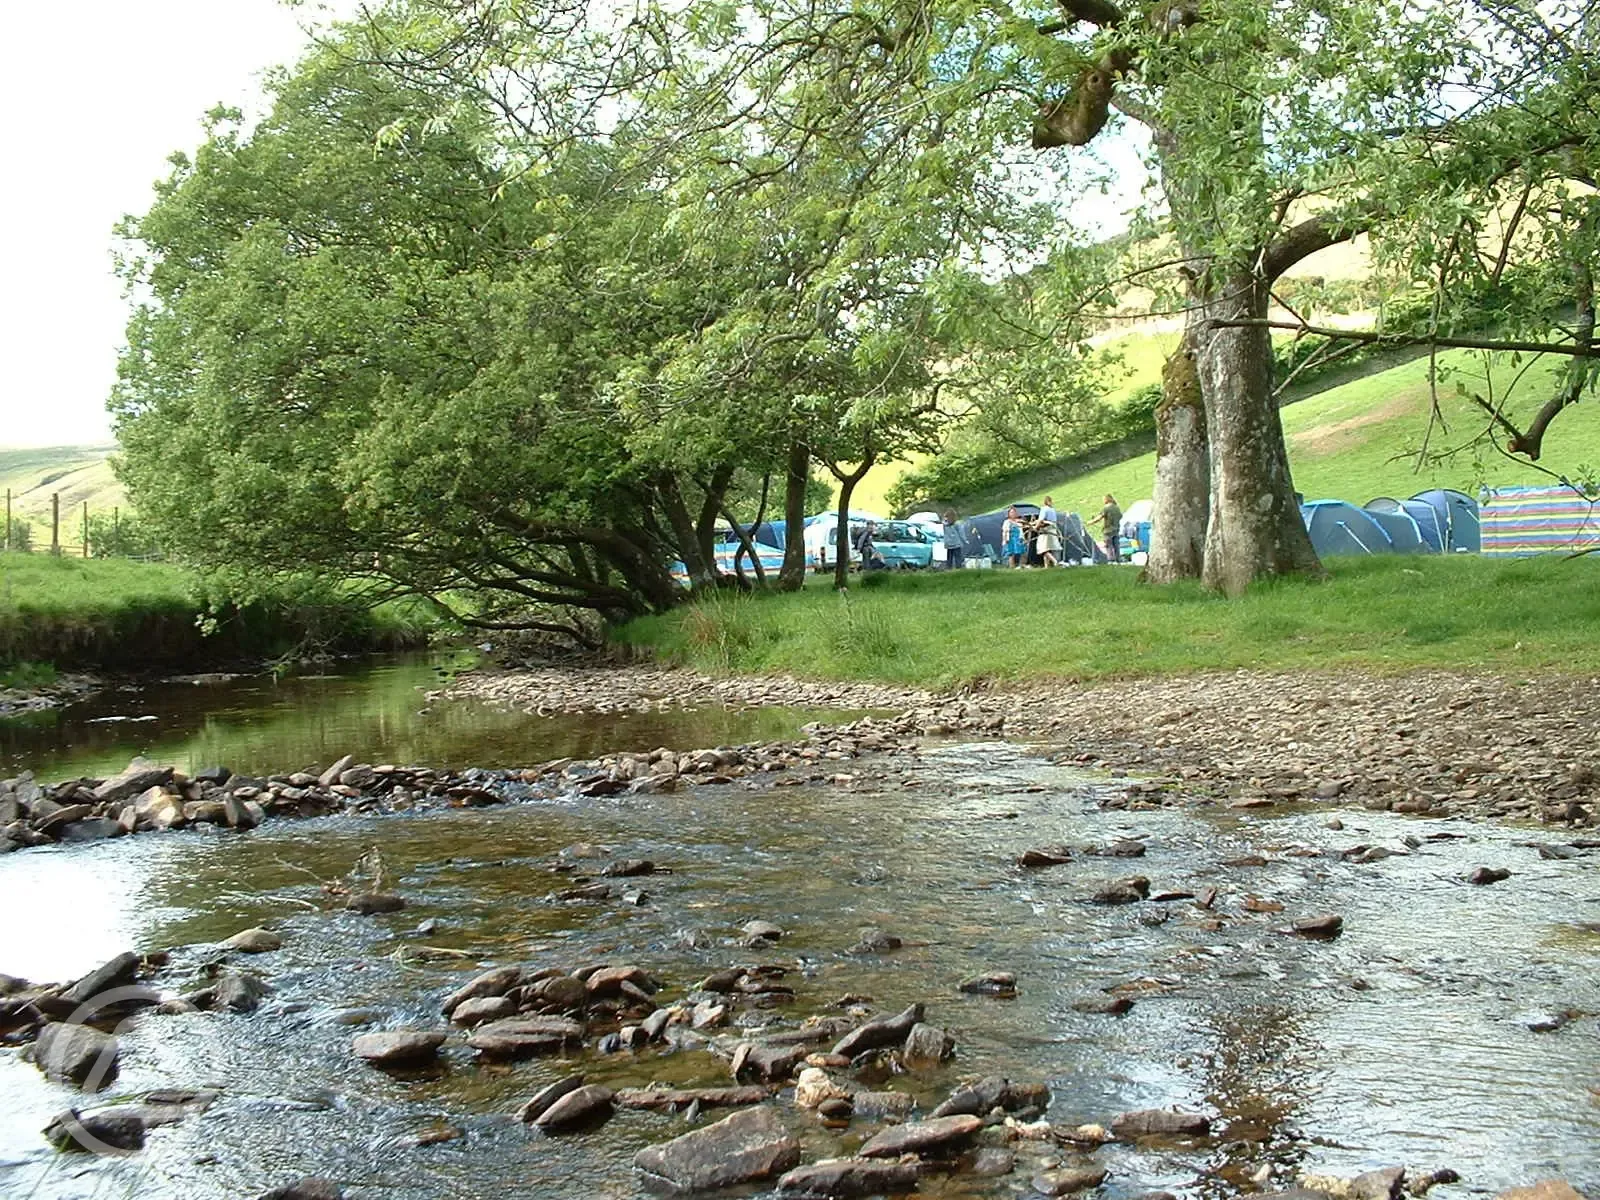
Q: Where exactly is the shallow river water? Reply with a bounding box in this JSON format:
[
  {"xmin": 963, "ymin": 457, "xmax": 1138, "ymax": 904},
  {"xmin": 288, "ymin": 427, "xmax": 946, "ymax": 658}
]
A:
[{"xmin": 0, "ymin": 666, "xmax": 1597, "ymax": 1199}]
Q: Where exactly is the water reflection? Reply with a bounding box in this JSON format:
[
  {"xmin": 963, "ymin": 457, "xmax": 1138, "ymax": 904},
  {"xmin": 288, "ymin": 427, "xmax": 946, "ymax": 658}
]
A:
[{"xmin": 0, "ymin": 654, "xmax": 869, "ymax": 783}]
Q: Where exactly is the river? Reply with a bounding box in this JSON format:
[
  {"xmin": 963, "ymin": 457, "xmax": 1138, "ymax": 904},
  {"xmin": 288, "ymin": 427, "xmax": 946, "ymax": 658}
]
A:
[{"xmin": 0, "ymin": 660, "xmax": 1596, "ymax": 1199}]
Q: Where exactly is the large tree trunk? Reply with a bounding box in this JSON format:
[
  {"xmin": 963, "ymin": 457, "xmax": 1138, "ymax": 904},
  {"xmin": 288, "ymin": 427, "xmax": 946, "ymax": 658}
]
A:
[
  {"xmin": 1144, "ymin": 325, "xmax": 1208, "ymax": 582},
  {"xmin": 779, "ymin": 439, "xmax": 809, "ymax": 592},
  {"xmin": 1195, "ymin": 272, "xmax": 1323, "ymax": 594}
]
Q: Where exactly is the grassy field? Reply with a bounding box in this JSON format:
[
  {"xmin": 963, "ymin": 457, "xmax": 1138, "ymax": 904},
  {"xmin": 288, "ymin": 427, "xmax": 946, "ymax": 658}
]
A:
[
  {"xmin": 0, "ymin": 553, "xmax": 432, "ymax": 672},
  {"xmin": 0, "ymin": 445, "xmax": 125, "ymax": 533},
  {"xmin": 973, "ymin": 350, "xmax": 1598, "ymax": 517},
  {"xmin": 617, "ymin": 555, "xmax": 1600, "ymax": 690}
]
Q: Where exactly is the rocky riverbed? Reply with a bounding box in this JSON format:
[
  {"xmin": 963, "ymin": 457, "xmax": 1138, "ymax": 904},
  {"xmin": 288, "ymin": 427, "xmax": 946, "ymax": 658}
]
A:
[
  {"xmin": 1, "ymin": 664, "xmax": 1597, "ymax": 1199},
  {"xmin": 2, "ymin": 736, "xmax": 1596, "ymax": 1200}
]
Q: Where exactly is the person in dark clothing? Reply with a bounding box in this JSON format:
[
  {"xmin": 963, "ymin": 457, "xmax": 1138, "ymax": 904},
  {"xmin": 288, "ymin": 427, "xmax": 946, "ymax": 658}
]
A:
[
  {"xmin": 853, "ymin": 521, "xmax": 884, "ymax": 570},
  {"xmin": 1100, "ymin": 494, "xmax": 1123, "ymax": 562}
]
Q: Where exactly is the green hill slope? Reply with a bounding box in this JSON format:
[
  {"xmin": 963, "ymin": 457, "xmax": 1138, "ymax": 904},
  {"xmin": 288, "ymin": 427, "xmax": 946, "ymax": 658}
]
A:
[
  {"xmin": 960, "ymin": 351, "xmax": 1599, "ymax": 516},
  {"xmin": 0, "ymin": 446, "xmax": 125, "ymax": 531}
]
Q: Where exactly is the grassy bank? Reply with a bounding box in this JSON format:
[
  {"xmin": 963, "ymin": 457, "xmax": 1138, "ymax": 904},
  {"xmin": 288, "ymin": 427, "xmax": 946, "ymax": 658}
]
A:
[
  {"xmin": 616, "ymin": 555, "xmax": 1600, "ymax": 689},
  {"xmin": 0, "ymin": 553, "xmax": 435, "ymax": 673}
]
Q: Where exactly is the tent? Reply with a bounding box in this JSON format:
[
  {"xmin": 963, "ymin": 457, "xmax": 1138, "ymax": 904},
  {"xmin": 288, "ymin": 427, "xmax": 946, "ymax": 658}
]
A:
[
  {"xmin": 1301, "ymin": 500, "xmax": 1396, "ymax": 555},
  {"xmin": 1480, "ymin": 485, "xmax": 1600, "ymax": 557},
  {"xmin": 1361, "ymin": 505, "xmax": 1429, "ymax": 554},
  {"xmin": 1410, "ymin": 488, "xmax": 1480, "ymax": 553},
  {"xmin": 1367, "ymin": 496, "xmax": 1445, "ymax": 552}
]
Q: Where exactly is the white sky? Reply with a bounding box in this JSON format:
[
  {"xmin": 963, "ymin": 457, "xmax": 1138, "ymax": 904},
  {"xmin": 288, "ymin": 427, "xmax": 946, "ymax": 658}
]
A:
[{"xmin": 0, "ymin": 1, "xmax": 350, "ymax": 450}]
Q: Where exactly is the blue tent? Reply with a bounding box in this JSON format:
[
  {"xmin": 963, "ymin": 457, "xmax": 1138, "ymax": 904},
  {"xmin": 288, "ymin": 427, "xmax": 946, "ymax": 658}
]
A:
[
  {"xmin": 1410, "ymin": 488, "xmax": 1480, "ymax": 553},
  {"xmin": 1361, "ymin": 505, "xmax": 1429, "ymax": 554},
  {"xmin": 1368, "ymin": 497, "xmax": 1445, "ymax": 552},
  {"xmin": 1301, "ymin": 500, "xmax": 1396, "ymax": 555}
]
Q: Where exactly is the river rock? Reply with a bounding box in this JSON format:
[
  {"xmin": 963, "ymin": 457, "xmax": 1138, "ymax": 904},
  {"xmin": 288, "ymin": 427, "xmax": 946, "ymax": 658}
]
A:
[
  {"xmin": 318, "ymin": 755, "xmax": 356, "ymax": 788},
  {"xmin": 214, "ymin": 971, "xmax": 272, "ymax": 1013},
  {"xmin": 43, "ymin": 1107, "xmax": 146, "ymax": 1153},
  {"xmin": 1018, "ymin": 846, "xmax": 1073, "ymax": 868},
  {"xmin": 93, "ymin": 758, "xmax": 174, "ymax": 806},
  {"xmin": 832, "ymin": 1003, "xmax": 924, "ymax": 1058},
  {"xmin": 1073, "ymin": 994, "xmax": 1134, "ymax": 1015},
  {"xmin": 352, "ymin": 1030, "xmax": 446, "ymax": 1065},
  {"xmin": 1290, "ymin": 913, "xmax": 1344, "ymax": 939},
  {"xmin": 859, "ymin": 1114, "xmax": 982, "ymax": 1158},
  {"xmin": 616, "ymin": 1086, "xmax": 777, "ymax": 1110},
  {"xmin": 1494, "ymin": 1183, "xmax": 1588, "ymax": 1200},
  {"xmin": 742, "ymin": 920, "xmax": 785, "ymax": 943},
  {"xmin": 959, "ymin": 971, "xmax": 1018, "ymax": 997},
  {"xmin": 537, "ymin": 1085, "xmax": 614, "ymax": 1131},
  {"xmin": 1092, "ymin": 876, "xmax": 1150, "ymax": 904},
  {"xmin": 972, "ymin": 1148, "xmax": 1016, "ymax": 1176},
  {"xmin": 222, "ymin": 794, "xmax": 261, "ymax": 830},
  {"xmin": 585, "ymin": 964, "xmax": 656, "ymax": 997},
  {"xmin": 224, "ymin": 928, "xmax": 282, "ymax": 953},
  {"xmin": 1033, "ymin": 1165, "xmax": 1108, "ymax": 1194},
  {"xmin": 903, "ymin": 1022, "xmax": 955, "ymax": 1064},
  {"xmin": 1467, "ymin": 866, "xmax": 1511, "ymax": 885},
  {"xmin": 777, "ymin": 1158, "xmax": 924, "ymax": 1197},
  {"xmin": 634, "ymin": 1105, "xmax": 800, "ymax": 1191},
  {"xmin": 34, "ymin": 1022, "xmax": 119, "ymax": 1087},
  {"xmin": 1110, "ymin": 1108, "xmax": 1210, "ymax": 1137},
  {"xmin": 61, "ymin": 951, "xmax": 141, "ymax": 1006},
  {"xmin": 34, "ymin": 803, "xmax": 93, "ymax": 836},
  {"xmin": 347, "ymin": 892, "xmax": 406, "ymax": 914},
  {"xmin": 440, "ymin": 966, "xmax": 523, "ymax": 1015},
  {"xmin": 60, "ymin": 818, "xmax": 124, "ymax": 842},
  {"xmin": 259, "ymin": 1179, "xmax": 344, "ymax": 1200},
  {"xmin": 1301, "ymin": 1167, "xmax": 1407, "ymax": 1200},
  {"xmin": 517, "ymin": 1074, "xmax": 587, "ymax": 1123},
  {"xmin": 468, "ymin": 1016, "xmax": 585, "ymax": 1058},
  {"xmin": 849, "ymin": 927, "xmax": 902, "ymax": 953},
  {"xmin": 452, "ymin": 996, "xmax": 515, "ymax": 1026},
  {"xmin": 794, "ymin": 1067, "xmax": 851, "ymax": 1109}
]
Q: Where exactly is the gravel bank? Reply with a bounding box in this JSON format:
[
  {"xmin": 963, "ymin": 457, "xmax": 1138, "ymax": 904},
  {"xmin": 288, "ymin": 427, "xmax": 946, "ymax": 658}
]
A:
[{"xmin": 450, "ymin": 666, "xmax": 1600, "ymax": 826}]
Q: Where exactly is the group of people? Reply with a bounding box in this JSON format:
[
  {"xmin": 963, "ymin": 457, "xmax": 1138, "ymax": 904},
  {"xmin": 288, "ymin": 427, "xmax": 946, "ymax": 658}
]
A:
[
  {"xmin": 997, "ymin": 494, "xmax": 1123, "ymax": 568},
  {"xmin": 850, "ymin": 494, "xmax": 1127, "ymax": 572}
]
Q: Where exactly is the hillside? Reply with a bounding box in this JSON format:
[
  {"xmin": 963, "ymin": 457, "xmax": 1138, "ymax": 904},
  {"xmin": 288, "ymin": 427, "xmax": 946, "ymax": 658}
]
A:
[
  {"xmin": 0, "ymin": 445, "xmax": 125, "ymax": 532},
  {"xmin": 956, "ymin": 350, "xmax": 1600, "ymax": 517}
]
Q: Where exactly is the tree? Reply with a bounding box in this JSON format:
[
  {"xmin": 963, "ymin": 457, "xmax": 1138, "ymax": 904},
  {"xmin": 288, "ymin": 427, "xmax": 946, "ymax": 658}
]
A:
[{"xmin": 114, "ymin": 12, "xmax": 1024, "ymax": 635}]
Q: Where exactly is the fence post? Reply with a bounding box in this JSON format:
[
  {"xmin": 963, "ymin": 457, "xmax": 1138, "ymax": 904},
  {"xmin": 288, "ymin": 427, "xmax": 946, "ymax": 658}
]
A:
[
  {"xmin": 82, "ymin": 501, "xmax": 90, "ymax": 558},
  {"xmin": 51, "ymin": 492, "xmax": 61, "ymax": 556}
]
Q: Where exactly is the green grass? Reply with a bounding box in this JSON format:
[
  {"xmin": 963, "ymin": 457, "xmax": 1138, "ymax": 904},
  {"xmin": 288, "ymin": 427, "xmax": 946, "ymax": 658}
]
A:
[
  {"xmin": 0, "ymin": 553, "xmax": 434, "ymax": 672},
  {"xmin": 980, "ymin": 350, "xmax": 1599, "ymax": 516},
  {"xmin": 616, "ymin": 555, "xmax": 1600, "ymax": 689}
]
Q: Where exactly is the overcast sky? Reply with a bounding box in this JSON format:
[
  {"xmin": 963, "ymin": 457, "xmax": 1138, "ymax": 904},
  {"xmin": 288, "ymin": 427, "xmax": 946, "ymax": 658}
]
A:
[{"xmin": 0, "ymin": 1, "xmax": 349, "ymax": 449}]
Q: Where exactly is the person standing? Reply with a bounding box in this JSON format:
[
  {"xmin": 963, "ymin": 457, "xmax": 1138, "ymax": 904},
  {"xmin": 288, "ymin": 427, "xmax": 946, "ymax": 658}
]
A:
[
  {"xmin": 942, "ymin": 509, "xmax": 965, "ymax": 570},
  {"xmin": 1100, "ymin": 494, "xmax": 1123, "ymax": 562},
  {"xmin": 1002, "ymin": 506, "xmax": 1026, "ymax": 568}
]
